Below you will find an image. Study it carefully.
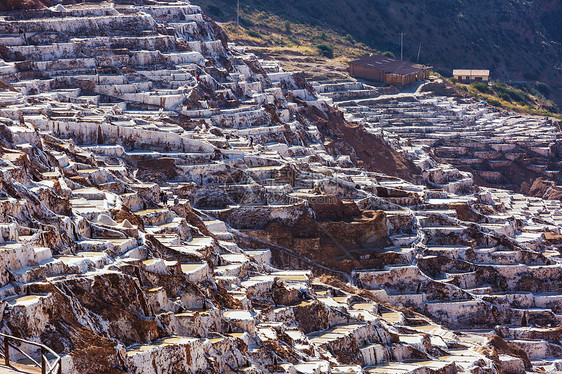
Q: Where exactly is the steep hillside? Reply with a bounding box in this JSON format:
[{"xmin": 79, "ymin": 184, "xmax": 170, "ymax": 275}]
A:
[
  {"xmin": 452, "ymin": 80, "xmax": 561, "ymax": 118},
  {"xmin": 194, "ymin": 0, "xmax": 562, "ymax": 106},
  {"xmin": 0, "ymin": 0, "xmax": 51, "ymax": 11}
]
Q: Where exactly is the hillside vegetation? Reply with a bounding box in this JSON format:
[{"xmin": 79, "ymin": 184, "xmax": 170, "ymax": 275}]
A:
[
  {"xmin": 217, "ymin": 11, "xmax": 378, "ymax": 82},
  {"xmin": 220, "ymin": 11, "xmax": 374, "ymax": 61},
  {"xmin": 453, "ymin": 80, "xmax": 561, "ymax": 119},
  {"xmin": 194, "ymin": 0, "xmax": 562, "ymax": 107}
]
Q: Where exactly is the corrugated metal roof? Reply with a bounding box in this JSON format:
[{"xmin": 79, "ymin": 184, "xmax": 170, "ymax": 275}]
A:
[{"xmin": 350, "ymin": 54, "xmax": 430, "ymax": 75}]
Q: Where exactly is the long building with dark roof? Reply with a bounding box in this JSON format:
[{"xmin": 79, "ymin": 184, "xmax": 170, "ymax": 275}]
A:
[{"xmin": 349, "ymin": 55, "xmax": 431, "ymax": 86}]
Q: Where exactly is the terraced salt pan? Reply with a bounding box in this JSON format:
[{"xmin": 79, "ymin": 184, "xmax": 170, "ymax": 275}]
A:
[
  {"xmin": 126, "ymin": 336, "xmax": 199, "ymax": 356},
  {"xmin": 8, "ymin": 294, "xmax": 49, "ymax": 306}
]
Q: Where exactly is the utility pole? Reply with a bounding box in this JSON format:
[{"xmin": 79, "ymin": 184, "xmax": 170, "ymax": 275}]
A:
[
  {"xmin": 399, "ymin": 32, "xmax": 405, "ymax": 60},
  {"xmin": 417, "ymin": 42, "xmax": 422, "ymax": 62},
  {"xmin": 236, "ymin": 0, "xmax": 240, "ymax": 35}
]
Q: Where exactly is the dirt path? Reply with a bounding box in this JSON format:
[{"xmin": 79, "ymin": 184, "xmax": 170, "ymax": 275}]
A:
[{"xmin": 0, "ymin": 363, "xmax": 41, "ymax": 374}]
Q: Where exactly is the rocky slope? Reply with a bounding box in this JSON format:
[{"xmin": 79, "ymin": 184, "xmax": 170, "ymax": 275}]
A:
[{"xmin": 0, "ymin": 1, "xmax": 560, "ymax": 374}]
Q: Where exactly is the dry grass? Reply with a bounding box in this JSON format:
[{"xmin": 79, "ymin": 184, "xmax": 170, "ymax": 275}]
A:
[
  {"xmin": 453, "ymin": 80, "xmax": 561, "ymax": 119},
  {"xmin": 222, "ymin": 19, "xmax": 375, "ymax": 81},
  {"xmin": 221, "ymin": 14, "xmax": 375, "ymax": 62}
]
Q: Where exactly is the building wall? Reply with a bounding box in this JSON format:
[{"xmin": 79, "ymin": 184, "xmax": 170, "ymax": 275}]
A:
[
  {"xmin": 385, "ymin": 70, "xmax": 429, "ymax": 86},
  {"xmin": 350, "ymin": 63, "xmax": 429, "ymax": 86},
  {"xmin": 385, "ymin": 73, "xmax": 405, "ymax": 85},
  {"xmin": 349, "ymin": 64, "xmax": 384, "ymax": 81},
  {"xmin": 456, "ymin": 75, "xmax": 489, "ymax": 83}
]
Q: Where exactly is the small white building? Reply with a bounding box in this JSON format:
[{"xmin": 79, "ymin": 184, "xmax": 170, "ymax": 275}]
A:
[{"xmin": 453, "ymin": 69, "xmax": 490, "ymax": 83}]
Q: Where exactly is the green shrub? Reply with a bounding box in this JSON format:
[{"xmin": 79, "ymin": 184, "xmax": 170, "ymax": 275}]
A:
[
  {"xmin": 288, "ymin": 35, "xmax": 300, "ymax": 45},
  {"xmin": 543, "ymin": 103, "xmax": 559, "ymax": 114},
  {"xmin": 492, "ymin": 82, "xmax": 507, "ymax": 92},
  {"xmin": 471, "ymin": 82, "xmax": 491, "ymax": 94},
  {"xmin": 284, "ymin": 20, "xmax": 291, "ymax": 33},
  {"xmin": 535, "ymin": 82, "xmax": 551, "ymax": 98},
  {"xmin": 382, "ymin": 51, "xmax": 396, "ymax": 58},
  {"xmin": 487, "ymin": 98, "xmax": 502, "ymax": 107},
  {"xmin": 512, "ymin": 91, "xmax": 531, "ymax": 105},
  {"xmin": 492, "ymin": 83, "xmax": 531, "ymax": 105},
  {"xmin": 507, "ymin": 89, "xmax": 530, "ymax": 105},
  {"xmin": 316, "ymin": 44, "xmax": 334, "ymax": 58},
  {"xmin": 245, "ymin": 30, "xmax": 262, "ymax": 38},
  {"xmin": 498, "ymin": 92, "xmax": 511, "ymax": 102},
  {"xmin": 239, "ymin": 17, "xmax": 254, "ymax": 27}
]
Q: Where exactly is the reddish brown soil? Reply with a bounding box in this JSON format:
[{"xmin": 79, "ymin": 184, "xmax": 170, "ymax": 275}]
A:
[
  {"xmin": 292, "ymin": 301, "xmax": 330, "ymax": 334},
  {"xmin": 136, "ymin": 157, "xmax": 178, "ymax": 180},
  {"xmin": 248, "ymin": 208, "xmax": 391, "ymax": 273},
  {"xmin": 307, "ymin": 195, "xmax": 361, "ymax": 221},
  {"xmin": 487, "ymin": 335, "xmax": 532, "ymax": 369},
  {"xmin": 111, "ymin": 207, "xmax": 145, "ymax": 230},
  {"xmin": 298, "ymin": 104, "xmax": 421, "ymax": 182},
  {"xmin": 545, "ymin": 231, "xmax": 562, "ymax": 245},
  {"xmin": 0, "ymin": 80, "xmax": 17, "ymax": 92},
  {"xmin": 521, "ymin": 177, "xmax": 562, "ymax": 200}
]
